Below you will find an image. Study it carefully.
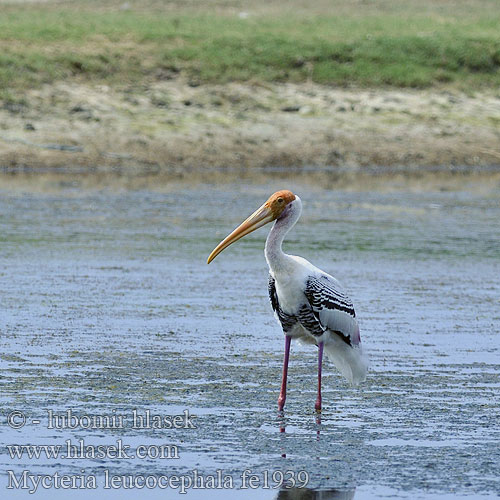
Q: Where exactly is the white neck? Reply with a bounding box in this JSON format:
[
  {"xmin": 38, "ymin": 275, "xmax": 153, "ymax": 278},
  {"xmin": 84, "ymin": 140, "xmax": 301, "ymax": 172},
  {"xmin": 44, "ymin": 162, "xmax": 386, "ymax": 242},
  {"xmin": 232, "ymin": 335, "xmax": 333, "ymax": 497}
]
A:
[{"xmin": 264, "ymin": 197, "xmax": 302, "ymax": 275}]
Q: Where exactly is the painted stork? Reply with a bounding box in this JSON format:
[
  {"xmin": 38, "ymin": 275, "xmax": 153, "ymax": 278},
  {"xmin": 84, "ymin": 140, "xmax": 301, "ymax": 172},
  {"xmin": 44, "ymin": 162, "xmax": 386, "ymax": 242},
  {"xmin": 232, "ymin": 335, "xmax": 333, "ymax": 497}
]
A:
[{"xmin": 207, "ymin": 190, "xmax": 367, "ymax": 412}]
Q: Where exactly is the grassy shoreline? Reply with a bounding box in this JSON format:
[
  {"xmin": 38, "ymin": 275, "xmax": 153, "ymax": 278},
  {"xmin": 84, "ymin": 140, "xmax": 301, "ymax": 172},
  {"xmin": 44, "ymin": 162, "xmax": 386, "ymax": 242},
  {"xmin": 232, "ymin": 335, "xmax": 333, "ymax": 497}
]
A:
[
  {"xmin": 1, "ymin": 1, "xmax": 499, "ymax": 180},
  {"xmin": 1, "ymin": 0, "xmax": 500, "ymax": 94}
]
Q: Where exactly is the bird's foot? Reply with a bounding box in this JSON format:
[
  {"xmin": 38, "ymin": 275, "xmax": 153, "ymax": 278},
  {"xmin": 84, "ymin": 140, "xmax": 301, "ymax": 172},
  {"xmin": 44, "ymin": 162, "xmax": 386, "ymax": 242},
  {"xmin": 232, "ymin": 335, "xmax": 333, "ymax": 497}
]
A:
[
  {"xmin": 277, "ymin": 396, "xmax": 286, "ymax": 412},
  {"xmin": 315, "ymin": 399, "xmax": 322, "ymax": 413}
]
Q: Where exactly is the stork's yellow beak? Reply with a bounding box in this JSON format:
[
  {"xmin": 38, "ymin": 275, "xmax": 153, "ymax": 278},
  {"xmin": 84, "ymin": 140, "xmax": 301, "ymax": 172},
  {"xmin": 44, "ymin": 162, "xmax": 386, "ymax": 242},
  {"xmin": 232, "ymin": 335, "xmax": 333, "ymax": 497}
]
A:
[{"xmin": 207, "ymin": 203, "xmax": 274, "ymax": 264}]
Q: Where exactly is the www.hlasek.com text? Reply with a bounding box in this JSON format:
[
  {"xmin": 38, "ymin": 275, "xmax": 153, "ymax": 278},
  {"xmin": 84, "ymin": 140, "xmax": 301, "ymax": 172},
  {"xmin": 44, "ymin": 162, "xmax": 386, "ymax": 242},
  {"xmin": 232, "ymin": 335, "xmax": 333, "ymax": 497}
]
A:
[{"xmin": 8, "ymin": 439, "xmax": 179, "ymax": 460}]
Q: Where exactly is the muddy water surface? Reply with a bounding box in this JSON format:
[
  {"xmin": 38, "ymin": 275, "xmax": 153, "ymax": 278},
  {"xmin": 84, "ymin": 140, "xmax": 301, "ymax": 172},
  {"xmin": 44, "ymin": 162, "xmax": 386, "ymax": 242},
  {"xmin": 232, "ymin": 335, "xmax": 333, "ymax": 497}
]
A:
[{"xmin": 0, "ymin": 182, "xmax": 499, "ymax": 499}]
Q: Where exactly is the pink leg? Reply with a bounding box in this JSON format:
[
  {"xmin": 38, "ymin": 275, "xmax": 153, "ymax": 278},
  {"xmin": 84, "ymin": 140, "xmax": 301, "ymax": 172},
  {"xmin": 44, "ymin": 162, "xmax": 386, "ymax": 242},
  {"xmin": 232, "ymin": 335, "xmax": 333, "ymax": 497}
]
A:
[
  {"xmin": 315, "ymin": 341, "xmax": 324, "ymax": 412},
  {"xmin": 278, "ymin": 335, "xmax": 291, "ymax": 411}
]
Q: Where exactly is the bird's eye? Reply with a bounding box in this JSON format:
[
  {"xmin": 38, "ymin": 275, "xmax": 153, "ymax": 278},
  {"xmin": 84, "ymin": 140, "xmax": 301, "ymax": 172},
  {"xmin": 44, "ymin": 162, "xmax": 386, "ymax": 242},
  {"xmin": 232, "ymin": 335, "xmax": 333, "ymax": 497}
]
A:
[{"xmin": 277, "ymin": 198, "xmax": 284, "ymax": 204}]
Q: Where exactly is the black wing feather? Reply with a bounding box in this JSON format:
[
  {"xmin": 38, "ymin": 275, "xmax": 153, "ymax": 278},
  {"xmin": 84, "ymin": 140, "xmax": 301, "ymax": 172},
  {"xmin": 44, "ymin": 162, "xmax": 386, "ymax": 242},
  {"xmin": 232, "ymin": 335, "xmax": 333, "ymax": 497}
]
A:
[
  {"xmin": 304, "ymin": 275, "xmax": 356, "ymax": 317},
  {"xmin": 268, "ymin": 275, "xmax": 297, "ymax": 333},
  {"xmin": 302, "ymin": 275, "xmax": 356, "ymax": 345},
  {"xmin": 269, "ymin": 274, "xmax": 356, "ymax": 346}
]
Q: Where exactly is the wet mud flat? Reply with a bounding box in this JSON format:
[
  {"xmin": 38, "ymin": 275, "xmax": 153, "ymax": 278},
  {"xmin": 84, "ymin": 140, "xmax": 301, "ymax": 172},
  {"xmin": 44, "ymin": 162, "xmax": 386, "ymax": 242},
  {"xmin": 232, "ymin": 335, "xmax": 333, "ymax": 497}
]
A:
[{"xmin": 0, "ymin": 182, "xmax": 499, "ymax": 499}]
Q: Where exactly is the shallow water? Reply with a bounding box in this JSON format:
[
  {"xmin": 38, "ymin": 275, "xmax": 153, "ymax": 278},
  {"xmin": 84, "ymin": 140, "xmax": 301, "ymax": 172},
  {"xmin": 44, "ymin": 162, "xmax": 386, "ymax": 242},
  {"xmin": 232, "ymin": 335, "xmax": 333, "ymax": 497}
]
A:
[{"xmin": 0, "ymin": 182, "xmax": 499, "ymax": 499}]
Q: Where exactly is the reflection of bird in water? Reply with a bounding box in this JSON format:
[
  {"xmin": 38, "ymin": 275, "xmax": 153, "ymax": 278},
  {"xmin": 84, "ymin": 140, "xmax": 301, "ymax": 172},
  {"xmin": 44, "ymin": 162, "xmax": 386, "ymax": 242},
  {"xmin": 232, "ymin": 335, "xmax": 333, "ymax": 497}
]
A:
[
  {"xmin": 276, "ymin": 487, "xmax": 355, "ymax": 500},
  {"xmin": 208, "ymin": 190, "xmax": 367, "ymax": 411}
]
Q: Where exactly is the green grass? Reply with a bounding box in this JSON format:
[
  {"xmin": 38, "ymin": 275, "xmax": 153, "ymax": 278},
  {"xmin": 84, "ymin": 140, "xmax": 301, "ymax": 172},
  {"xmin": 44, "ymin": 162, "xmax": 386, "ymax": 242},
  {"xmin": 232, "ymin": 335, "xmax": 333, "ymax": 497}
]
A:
[{"xmin": 1, "ymin": 0, "xmax": 499, "ymax": 90}]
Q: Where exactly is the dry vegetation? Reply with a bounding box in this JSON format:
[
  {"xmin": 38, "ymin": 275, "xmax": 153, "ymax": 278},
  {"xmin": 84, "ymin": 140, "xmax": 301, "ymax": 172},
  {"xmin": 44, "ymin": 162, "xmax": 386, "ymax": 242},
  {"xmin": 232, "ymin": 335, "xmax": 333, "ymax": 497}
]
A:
[{"xmin": 0, "ymin": 0, "xmax": 499, "ymax": 183}]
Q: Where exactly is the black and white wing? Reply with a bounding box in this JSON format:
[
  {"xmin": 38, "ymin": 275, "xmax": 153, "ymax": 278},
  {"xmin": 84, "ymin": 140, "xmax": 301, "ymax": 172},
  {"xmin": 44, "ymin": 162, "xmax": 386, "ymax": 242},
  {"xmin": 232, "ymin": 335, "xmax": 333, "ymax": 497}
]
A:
[
  {"xmin": 269, "ymin": 271, "xmax": 366, "ymax": 385},
  {"xmin": 268, "ymin": 275, "xmax": 297, "ymax": 333},
  {"xmin": 302, "ymin": 274, "xmax": 360, "ymax": 346}
]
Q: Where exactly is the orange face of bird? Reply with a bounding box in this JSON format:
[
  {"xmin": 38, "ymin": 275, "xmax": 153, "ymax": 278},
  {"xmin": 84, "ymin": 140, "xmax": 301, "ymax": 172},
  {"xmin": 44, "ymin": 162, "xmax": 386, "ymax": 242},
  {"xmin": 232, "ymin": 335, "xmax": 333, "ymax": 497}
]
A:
[{"xmin": 207, "ymin": 190, "xmax": 296, "ymax": 264}]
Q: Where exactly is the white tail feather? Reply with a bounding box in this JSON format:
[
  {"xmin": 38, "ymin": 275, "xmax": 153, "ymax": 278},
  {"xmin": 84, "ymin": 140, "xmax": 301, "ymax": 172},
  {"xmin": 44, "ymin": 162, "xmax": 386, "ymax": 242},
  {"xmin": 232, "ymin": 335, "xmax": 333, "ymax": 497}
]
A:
[{"xmin": 324, "ymin": 334, "xmax": 368, "ymax": 385}]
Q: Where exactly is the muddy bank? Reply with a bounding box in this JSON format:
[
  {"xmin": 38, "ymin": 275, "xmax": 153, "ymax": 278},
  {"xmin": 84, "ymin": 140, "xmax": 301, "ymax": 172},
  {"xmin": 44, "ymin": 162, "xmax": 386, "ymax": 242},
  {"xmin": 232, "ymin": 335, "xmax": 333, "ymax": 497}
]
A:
[{"xmin": 1, "ymin": 80, "xmax": 499, "ymax": 179}]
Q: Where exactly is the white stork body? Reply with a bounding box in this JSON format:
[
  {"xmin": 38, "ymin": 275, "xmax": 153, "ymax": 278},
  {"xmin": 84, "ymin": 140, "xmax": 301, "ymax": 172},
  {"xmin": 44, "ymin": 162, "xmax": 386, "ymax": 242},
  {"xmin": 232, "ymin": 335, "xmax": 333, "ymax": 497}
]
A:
[
  {"xmin": 269, "ymin": 260, "xmax": 366, "ymax": 385},
  {"xmin": 207, "ymin": 190, "xmax": 367, "ymax": 411},
  {"xmin": 265, "ymin": 195, "xmax": 367, "ymax": 389}
]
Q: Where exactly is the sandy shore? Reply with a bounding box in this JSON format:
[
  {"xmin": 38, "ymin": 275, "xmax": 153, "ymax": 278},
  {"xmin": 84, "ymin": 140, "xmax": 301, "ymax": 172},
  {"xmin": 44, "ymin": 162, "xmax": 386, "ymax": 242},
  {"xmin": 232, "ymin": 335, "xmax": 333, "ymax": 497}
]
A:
[{"xmin": 1, "ymin": 79, "xmax": 499, "ymax": 185}]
